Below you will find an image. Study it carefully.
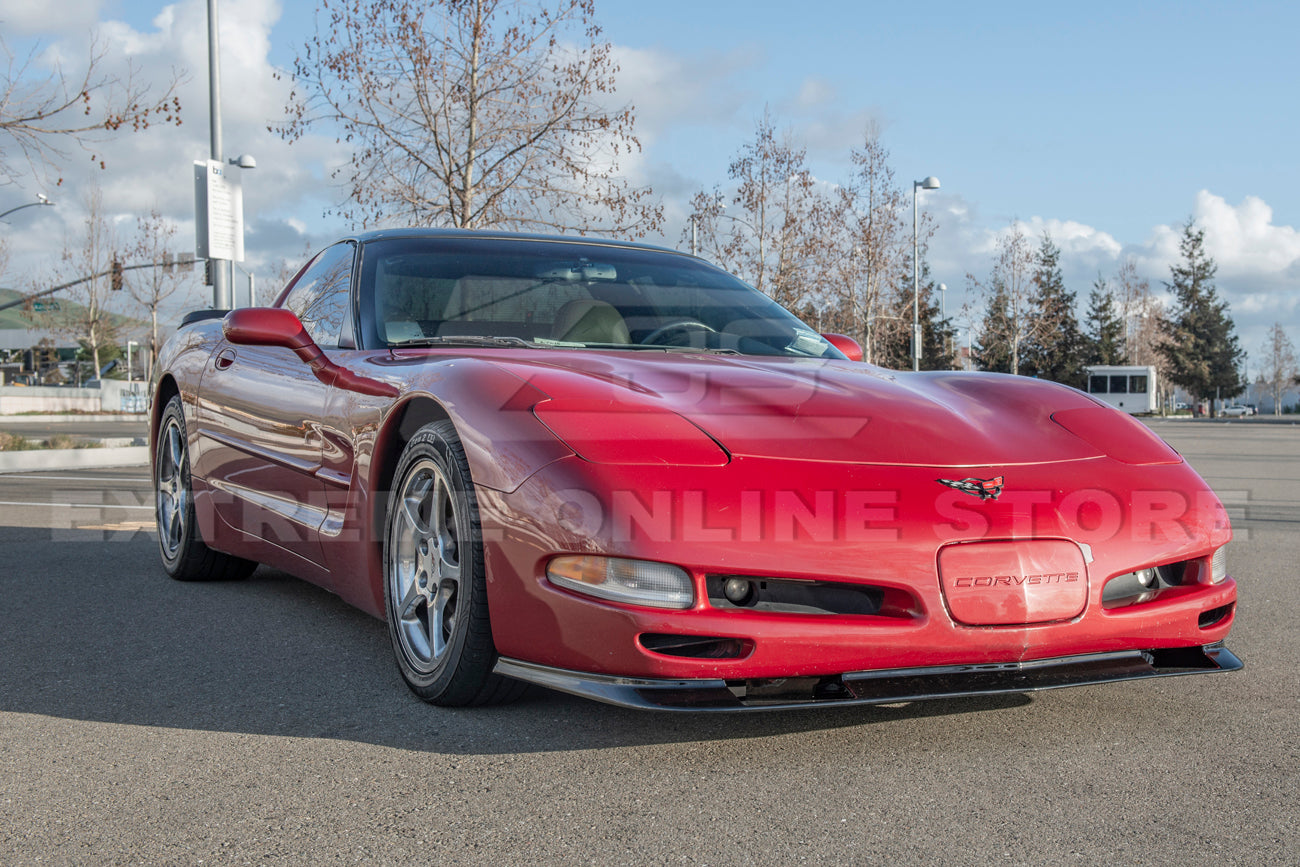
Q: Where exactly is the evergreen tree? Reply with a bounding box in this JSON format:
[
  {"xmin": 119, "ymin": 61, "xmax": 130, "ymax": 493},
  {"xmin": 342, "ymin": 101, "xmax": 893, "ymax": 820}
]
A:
[
  {"xmin": 1158, "ymin": 220, "xmax": 1245, "ymax": 414},
  {"xmin": 1022, "ymin": 235, "xmax": 1085, "ymax": 385},
  {"xmin": 1084, "ymin": 276, "xmax": 1126, "ymax": 365},
  {"xmin": 976, "ymin": 279, "xmax": 1014, "ymax": 373},
  {"xmin": 877, "ymin": 255, "xmax": 957, "ymax": 370}
]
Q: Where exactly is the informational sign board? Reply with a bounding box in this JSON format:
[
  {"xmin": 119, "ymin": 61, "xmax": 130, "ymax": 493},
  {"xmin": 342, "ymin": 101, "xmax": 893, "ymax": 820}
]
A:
[{"xmin": 193, "ymin": 159, "xmax": 245, "ymax": 262}]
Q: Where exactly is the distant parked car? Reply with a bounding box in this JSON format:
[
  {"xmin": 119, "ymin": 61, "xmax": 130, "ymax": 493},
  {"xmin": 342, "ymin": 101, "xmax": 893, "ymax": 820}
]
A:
[{"xmin": 1222, "ymin": 405, "xmax": 1249, "ymax": 417}]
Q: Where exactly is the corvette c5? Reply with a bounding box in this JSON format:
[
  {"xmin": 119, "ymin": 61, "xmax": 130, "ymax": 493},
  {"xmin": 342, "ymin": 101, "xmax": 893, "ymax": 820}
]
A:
[{"xmin": 150, "ymin": 229, "xmax": 1240, "ymax": 710}]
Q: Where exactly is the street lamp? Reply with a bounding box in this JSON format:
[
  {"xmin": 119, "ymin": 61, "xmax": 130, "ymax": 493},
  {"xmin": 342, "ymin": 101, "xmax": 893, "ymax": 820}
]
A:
[
  {"xmin": 0, "ymin": 194, "xmax": 54, "ymax": 223},
  {"xmin": 233, "ymin": 262, "xmax": 257, "ymax": 308},
  {"xmin": 938, "ymin": 282, "xmax": 948, "ymax": 365},
  {"xmin": 912, "ymin": 176, "xmax": 940, "ymax": 371}
]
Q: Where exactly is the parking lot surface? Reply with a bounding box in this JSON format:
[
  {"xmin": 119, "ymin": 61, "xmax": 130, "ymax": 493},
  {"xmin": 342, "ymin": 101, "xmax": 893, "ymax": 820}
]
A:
[{"xmin": 0, "ymin": 423, "xmax": 1296, "ymax": 864}]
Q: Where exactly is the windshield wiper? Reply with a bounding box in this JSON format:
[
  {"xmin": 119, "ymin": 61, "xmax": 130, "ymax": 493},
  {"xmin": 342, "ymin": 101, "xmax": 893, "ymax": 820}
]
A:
[
  {"xmin": 613, "ymin": 344, "xmax": 741, "ymax": 355},
  {"xmin": 389, "ymin": 335, "xmax": 532, "ymax": 348}
]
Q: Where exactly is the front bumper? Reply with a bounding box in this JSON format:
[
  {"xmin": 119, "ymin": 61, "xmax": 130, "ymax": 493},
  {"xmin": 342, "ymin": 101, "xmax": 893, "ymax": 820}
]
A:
[
  {"xmin": 480, "ymin": 454, "xmax": 1237, "ymax": 681},
  {"xmin": 495, "ymin": 643, "xmax": 1243, "ymax": 712}
]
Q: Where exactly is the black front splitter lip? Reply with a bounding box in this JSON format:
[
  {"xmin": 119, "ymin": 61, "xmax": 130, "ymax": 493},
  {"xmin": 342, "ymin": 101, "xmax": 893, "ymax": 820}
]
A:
[{"xmin": 493, "ymin": 644, "xmax": 1243, "ymax": 712}]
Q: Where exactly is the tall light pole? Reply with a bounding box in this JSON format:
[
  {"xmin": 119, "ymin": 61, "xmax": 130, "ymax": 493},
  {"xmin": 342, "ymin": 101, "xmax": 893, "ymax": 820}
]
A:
[
  {"xmin": 912, "ymin": 176, "xmax": 940, "ymax": 371},
  {"xmin": 938, "ymin": 282, "xmax": 948, "ymax": 365},
  {"xmin": 206, "ymin": 0, "xmax": 231, "ymax": 309}
]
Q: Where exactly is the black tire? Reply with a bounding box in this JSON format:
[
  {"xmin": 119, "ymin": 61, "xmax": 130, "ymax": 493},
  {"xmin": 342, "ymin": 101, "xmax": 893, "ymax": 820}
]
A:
[
  {"xmin": 154, "ymin": 395, "xmax": 257, "ymax": 582},
  {"xmin": 382, "ymin": 420, "xmax": 525, "ymax": 706}
]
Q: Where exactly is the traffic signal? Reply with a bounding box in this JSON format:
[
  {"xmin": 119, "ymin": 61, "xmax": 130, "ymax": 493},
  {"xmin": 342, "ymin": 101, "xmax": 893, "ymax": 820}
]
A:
[{"xmin": 110, "ymin": 257, "xmax": 123, "ymax": 291}]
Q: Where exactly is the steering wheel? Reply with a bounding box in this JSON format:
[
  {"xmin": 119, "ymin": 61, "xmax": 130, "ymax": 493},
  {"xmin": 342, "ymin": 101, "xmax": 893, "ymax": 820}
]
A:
[{"xmin": 641, "ymin": 318, "xmax": 717, "ymax": 346}]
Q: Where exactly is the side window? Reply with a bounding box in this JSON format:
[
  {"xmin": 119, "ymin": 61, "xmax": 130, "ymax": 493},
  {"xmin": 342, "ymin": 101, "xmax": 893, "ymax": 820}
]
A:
[{"xmin": 281, "ymin": 242, "xmax": 356, "ymax": 347}]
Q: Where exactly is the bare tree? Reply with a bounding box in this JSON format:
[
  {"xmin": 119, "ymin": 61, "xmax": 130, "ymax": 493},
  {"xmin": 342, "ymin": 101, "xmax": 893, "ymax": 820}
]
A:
[
  {"xmin": 0, "ymin": 34, "xmax": 182, "ymax": 186},
  {"xmin": 970, "ymin": 223, "xmax": 1039, "ymax": 374},
  {"xmin": 277, "ymin": 0, "xmax": 660, "ymax": 235},
  {"xmin": 1258, "ymin": 323, "xmax": 1299, "ymax": 416},
  {"xmin": 258, "ymin": 246, "xmax": 315, "ymax": 306},
  {"xmin": 29, "ymin": 189, "xmax": 126, "ymax": 378},
  {"xmin": 826, "ymin": 126, "xmax": 907, "ymax": 362},
  {"xmin": 126, "ymin": 211, "xmax": 200, "ymax": 380},
  {"xmin": 687, "ymin": 111, "xmax": 827, "ymax": 310},
  {"xmin": 1114, "ymin": 258, "xmax": 1172, "ymax": 407}
]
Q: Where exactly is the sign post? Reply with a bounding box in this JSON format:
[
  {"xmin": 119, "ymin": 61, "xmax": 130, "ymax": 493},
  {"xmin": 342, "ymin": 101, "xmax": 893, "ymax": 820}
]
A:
[{"xmin": 194, "ymin": 158, "xmax": 244, "ymax": 308}]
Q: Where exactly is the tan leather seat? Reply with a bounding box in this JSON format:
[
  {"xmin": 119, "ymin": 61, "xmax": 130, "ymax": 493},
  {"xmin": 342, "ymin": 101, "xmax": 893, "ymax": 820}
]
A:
[{"xmin": 550, "ymin": 299, "xmax": 631, "ymax": 345}]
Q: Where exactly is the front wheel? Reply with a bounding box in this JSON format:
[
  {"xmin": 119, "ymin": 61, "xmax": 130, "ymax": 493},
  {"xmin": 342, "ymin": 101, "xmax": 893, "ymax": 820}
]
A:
[
  {"xmin": 154, "ymin": 395, "xmax": 256, "ymax": 582},
  {"xmin": 383, "ymin": 420, "xmax": 524, "ymax": 706}
]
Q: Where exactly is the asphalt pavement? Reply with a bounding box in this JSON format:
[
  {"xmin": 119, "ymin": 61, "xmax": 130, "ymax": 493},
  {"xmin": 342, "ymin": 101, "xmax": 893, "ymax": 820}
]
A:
[{"xmin": 0, "ymin": 425, "xmax": 1296, "ymax": 865}]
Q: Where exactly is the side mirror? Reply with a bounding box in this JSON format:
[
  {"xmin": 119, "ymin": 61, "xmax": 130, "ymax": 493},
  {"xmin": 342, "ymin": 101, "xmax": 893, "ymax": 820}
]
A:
[
  {"xmin": 223, "ymin": 307, "xmax": 313, "ymax": 351},
  {"xmin": 821, "ymin": 333, "xmax": 864, "ymax": 363},
  {"xmin": 221, "ymin": 308, "xmax": 397, "ymax": 398}
]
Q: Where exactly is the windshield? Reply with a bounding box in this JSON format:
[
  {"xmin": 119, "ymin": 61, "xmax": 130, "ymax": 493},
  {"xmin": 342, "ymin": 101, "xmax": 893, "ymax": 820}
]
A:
[{"xmin": 362, "ymin": 237, "xmax": 843, "ymax": 359}]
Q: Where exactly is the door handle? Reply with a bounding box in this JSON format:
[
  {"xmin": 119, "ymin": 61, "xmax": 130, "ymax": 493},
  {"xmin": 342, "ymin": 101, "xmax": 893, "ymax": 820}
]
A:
[{"xmin": 214, "ymin": 348, "xmax": 238, "ymax": 370}]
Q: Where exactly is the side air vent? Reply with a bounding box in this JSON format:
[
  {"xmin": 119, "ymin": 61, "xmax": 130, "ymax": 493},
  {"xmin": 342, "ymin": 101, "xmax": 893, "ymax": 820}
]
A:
[
  {"xmin": 1198, "ymin": 604, "xmax": 1233, "ymax": 629},
  {"xmin": 638, "ymin": 634, "xmax": 752, "ymax": 660}
]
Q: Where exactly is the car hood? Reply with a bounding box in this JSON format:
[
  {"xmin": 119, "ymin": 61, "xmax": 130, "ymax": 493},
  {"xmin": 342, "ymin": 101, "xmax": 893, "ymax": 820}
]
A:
[{"xmin": 483, "ymin": 350, "xmax": 1119, "ymax": 467}]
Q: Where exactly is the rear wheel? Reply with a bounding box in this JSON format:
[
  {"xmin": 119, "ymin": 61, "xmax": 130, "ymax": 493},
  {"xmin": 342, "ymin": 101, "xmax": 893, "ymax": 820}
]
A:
[
  {"xmin": 155, "ymin": 396, "xmax": 256, "ymax": 582},
  {"xmin": 383, "ymin": 420, "xmax": 524, "ymax": 706}
]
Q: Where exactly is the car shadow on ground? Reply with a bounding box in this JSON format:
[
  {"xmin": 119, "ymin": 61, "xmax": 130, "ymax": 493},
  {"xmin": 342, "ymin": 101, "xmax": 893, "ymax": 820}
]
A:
[{"xmin": 0, "ymin": 532, "xmax": 1030, "ymax": 755}]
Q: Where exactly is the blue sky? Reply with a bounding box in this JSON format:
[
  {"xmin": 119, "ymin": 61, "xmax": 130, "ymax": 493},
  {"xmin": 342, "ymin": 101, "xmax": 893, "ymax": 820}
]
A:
[{"xmin": 3, "ymin": 0, "xmax": 1298, "ymax": 364}]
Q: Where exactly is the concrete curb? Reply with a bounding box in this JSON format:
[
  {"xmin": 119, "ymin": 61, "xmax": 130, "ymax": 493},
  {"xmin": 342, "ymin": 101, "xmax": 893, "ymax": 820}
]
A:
[
  {"xmin": 0, "ymin": 446, "xmax": 150, "ymax": 474},
  {"xmin": 1, "ymin": 414, "xmax": 149, "ymax": 424}
]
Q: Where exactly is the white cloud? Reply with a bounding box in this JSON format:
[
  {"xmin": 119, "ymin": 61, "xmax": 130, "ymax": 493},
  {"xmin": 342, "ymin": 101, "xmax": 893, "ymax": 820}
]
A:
[
  {"xmin": 1191, "ymin": 190, "xmax": 1300, "ymax": 278},
  {"xmin": 790, "ymin": 77, "xmax": 835, "ymax": 110},
  {"xmin": 608, "ymin": 43, "xmax": 761, "ymax": 145},
  {"xmin": 1014, "ymin": 217, "xmax": 1123, "ymax": 259},
  {"xmin": 0, "ymin": 1, "xmax": 103, "ymax": 35},
  {"xmin": 1134, "ymin": 191, "xmax": 1300, "ymax": 285},
  {"xmin": 1, "ymin": 0, "xmax": 350, "ymax": 299}
]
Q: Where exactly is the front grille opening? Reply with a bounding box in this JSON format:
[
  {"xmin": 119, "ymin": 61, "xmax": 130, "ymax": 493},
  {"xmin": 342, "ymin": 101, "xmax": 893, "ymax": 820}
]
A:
[
  {"xmin": 1198, "ymin": 603, "xmax": 1233, "ymax": 629},
  {"xmin": 638, "ymin": 633, "xmax": 752, "ymax": 659},
  {"xmin": 1102, "ymin": 561, "xmax": 1188, "ymax": 608},
  {"xmin": 706, "ymin": 575, "xmax": 915, "ymax": 617}
]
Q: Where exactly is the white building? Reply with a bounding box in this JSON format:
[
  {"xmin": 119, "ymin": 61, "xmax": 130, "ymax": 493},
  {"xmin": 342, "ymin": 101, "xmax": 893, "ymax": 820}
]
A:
[{"xmin": 1085, "ymin": 365, "xmax": 1158, "ymax": 414}]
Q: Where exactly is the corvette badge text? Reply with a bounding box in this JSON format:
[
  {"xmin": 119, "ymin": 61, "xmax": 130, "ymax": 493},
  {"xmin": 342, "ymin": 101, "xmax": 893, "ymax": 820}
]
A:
[{"xmin": 950, "ymin": 572, "xmax": 1080, "ymax": 588}]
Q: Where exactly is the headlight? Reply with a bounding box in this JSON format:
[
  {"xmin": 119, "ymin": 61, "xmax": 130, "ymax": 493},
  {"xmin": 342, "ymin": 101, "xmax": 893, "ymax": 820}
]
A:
[
  {"xmin": 1211, "ymin": 546, "xmax": 1227, "ymax": 584},
  {"xmin": 547, "ymin": 555, "xmax": 694, "ymax": 609}
]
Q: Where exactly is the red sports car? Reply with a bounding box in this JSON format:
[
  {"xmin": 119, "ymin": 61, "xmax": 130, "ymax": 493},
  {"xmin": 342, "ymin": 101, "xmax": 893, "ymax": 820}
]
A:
[{"xmin": 151, "ymin": 229, "xmax": 1240, "ymax": 710}]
